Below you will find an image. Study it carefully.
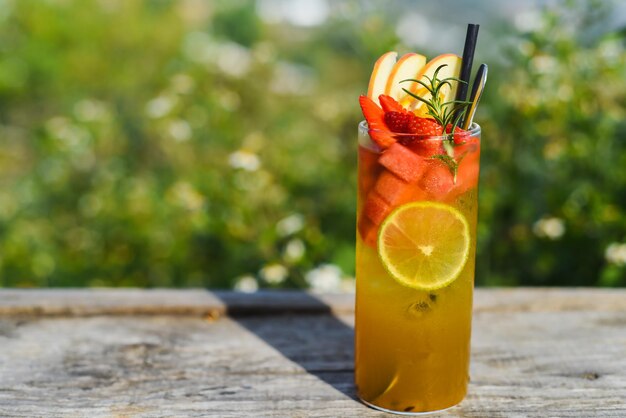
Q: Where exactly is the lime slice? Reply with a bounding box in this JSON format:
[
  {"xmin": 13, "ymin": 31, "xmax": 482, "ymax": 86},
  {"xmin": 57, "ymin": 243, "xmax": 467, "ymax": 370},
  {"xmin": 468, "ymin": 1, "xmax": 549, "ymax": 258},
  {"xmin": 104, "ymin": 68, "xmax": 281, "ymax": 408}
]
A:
[{"xmin": 378, "ymin": 201, "xmax": 470, "ymax": 291}]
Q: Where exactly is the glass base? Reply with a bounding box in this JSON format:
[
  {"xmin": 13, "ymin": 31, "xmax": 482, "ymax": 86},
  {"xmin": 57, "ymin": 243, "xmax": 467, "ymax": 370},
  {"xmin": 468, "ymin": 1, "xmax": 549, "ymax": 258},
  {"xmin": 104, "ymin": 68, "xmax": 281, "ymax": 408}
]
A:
[{"xmin": 359, "ymin": 397, "xmax": 459, "ymax": 416}]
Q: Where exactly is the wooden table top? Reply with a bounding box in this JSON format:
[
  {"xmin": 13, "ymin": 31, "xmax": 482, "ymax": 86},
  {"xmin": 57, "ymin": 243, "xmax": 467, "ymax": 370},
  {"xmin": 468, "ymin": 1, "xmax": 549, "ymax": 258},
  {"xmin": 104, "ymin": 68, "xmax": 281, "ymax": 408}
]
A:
[{"xmin": 0, "ymin": 288, "xmax": 625, "ymax": 417}]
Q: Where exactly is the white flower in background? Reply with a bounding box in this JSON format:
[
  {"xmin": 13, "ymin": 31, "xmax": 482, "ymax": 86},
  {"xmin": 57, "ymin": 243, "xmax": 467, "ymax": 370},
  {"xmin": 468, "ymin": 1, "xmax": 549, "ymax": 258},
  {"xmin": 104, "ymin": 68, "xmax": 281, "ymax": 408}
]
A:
[
  {"xmin": 276, "ymin": 213, "xmax": 304, "ymax": 237},
  {"xmin": 514, "ymin": 10, "xmax": 543, "ymax": 32},
  {"xmin": 305, "ymin": 264, "xmax": 342, "ymax": 293},
  {"xmin": 532, "ymin": 217, "xmax": 566, "ymax": 240},
  {"xmin": 234, "ymin": 275, "xmax": 259, "ymax": 293},
  {"xmin": 168, "ymin": 119, "xmax": 192, "ymax": 142},
  {"xmin": 216, "ymin": 41, "xmax": 252, "ymax": 78},
  {"xmin": 260, "ymin": 263, "xmax": 288, "ymax": 284},
  {"xmin": 45, "ymin": 116, "xmax": 91, "ymax": 148},
  {"xmin": 182, "ymin": 32, "xmax": 251, "ymax": 78},
  {"xmin": 599, "ymin": 38, "xmax": 623, "ymax": 62},
  {"xmin": 228, "ymin": 150, "xmax": 260, "ymax": 171},
  {"xmin": 74, "ymin": 99, "xmax": 108, "ymax": 122},
  {"xmin": 283, "ymin": 238, "xmax": 305, "ymax": 262},
  {"xmin": 256, "ymin": 0, "xmax": 329, "ymax": 27},
  {"xmin": 530, "ymin": 55, "xmax": 558, "ymax": 74},
  {"xmin": 396, "ymin": 16, "xmax": 462, "ymax": 52},
  {"xmin": 605, "ymin": 243, "xmax": 626, "ymax": 267},
  {"xmin": 145, "ymin": 95, "xmax": 177, "ymax": 119}
]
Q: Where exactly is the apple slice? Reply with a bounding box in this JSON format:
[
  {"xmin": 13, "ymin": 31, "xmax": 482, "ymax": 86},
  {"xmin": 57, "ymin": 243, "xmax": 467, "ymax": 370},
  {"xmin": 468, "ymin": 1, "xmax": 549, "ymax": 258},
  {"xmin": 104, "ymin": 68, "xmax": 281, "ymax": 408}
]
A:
[
  {"xmin": 384, "ymin": 52, "xmax": 427, "ymax": 103},
  {"xmin": 401, "ymin": 54, "xmax": 462, "ymax": 112},
  {"xmin": 367, "ymin": 51, "xmax": 398, "ymax": 106}
]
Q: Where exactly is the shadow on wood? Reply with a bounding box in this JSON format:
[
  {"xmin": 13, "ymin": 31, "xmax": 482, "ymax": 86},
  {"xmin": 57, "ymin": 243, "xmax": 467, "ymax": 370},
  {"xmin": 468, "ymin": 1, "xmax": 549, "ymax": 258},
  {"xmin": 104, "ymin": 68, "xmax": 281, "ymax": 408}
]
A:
[{"xmin": 214, "ymin": 291, "xmax": 357, "ymax": 400}]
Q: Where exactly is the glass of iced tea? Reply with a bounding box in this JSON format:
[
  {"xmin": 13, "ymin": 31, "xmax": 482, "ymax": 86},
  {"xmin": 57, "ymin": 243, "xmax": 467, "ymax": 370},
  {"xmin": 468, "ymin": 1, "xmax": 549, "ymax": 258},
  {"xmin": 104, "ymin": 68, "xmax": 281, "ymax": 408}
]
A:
[
  {"xmin": 355, "ymin": 118, "xmax": 480, "ymax": 414},
  {"xmin": 354, "ymin": 35, "xmax": 485, "ymax": 412}
]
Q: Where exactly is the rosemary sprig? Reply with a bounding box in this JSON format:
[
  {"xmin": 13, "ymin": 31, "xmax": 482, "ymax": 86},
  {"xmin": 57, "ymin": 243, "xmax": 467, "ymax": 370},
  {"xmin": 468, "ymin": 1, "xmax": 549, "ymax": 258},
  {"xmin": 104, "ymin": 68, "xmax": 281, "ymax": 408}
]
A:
[
  {"xmin": 401, "ymin": 64, "xmax": 471, "ymax": 135},
  {"xmin": 400, "ymin": 64, "xmax": 472, "ymax": 183}
]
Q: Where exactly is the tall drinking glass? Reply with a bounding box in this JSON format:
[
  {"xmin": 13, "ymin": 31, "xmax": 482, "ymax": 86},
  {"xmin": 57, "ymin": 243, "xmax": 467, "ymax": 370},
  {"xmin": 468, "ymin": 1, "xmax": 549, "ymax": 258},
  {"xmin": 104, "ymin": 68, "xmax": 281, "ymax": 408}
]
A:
[{"xmin": 355, "ymin": 120, "xmax": 481, "ymax": 414}]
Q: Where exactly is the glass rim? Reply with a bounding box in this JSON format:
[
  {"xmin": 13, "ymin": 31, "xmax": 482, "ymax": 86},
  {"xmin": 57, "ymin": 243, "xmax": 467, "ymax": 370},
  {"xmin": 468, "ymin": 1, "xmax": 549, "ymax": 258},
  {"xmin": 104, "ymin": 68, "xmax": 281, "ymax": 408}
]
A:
[{"xmin": 358, "ymin": 119, "xmax": 481, "ymax": 141}]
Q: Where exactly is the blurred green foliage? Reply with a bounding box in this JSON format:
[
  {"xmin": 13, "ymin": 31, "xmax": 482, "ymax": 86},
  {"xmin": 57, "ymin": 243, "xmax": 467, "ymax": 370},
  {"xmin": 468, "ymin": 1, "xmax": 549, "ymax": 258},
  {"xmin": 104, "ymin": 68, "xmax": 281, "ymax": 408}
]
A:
[{"xmin": 0, "ymin": 0, "xmax": 624, "ymax": 288}]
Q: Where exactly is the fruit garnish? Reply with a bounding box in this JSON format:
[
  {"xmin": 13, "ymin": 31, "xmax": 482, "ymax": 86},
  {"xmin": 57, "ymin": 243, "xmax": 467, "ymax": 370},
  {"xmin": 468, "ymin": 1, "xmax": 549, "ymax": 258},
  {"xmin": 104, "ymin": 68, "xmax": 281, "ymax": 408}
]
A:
[
  {"xmin": 378, "ymin": 95, "xmax": 406, "ymax": 114},
  {"xmin": 361, "ymin": 94, "xmax": 464, "ymax": 151},
  {"xmin": 367, "ymin": 52, "xmax": 398, "ymax": 106},
  {"xmin": 377, "ymin": 201, "xmax": 470, "ymax": 291},
  {"xmin": 360, "ymin": 52, "xmax": 475, "ymax": 181},
  {"xmin": 359, "ymin": 95, "xmax": 396, "ymax": 148},
  {"xmin": 378, "ymin": 142, "xmax": 427, "ymax": 183},
  {"xmin": 383, "ymin": 53, "xmax": 427, "ymax": 103},
  {"xmin": 382, "ymin": 111, "xmax": 411, "ymax": 132},
  {"xmin": 401, "ymin": 64, "xmax": 472, "ymax": 181},
  {"xmin": 401, "ymin": 63, "xmax": 469, "ymax": 132},
  {"xmin": 400, "ymin": 54, "xmax": 462, "ymax": 110},
  {"xmin": 374, "ymin": 171, "xmax": 426, "ymax": 206}
]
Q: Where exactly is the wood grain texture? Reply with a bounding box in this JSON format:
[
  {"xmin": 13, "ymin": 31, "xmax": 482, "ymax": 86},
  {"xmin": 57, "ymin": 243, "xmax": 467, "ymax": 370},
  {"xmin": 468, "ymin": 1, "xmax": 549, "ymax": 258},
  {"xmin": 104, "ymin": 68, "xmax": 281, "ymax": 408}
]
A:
[
  {"xmin": 0, "ymin": 289, "xmax": 625, "ymax": 417},
  {"xmin": 1, "ymin": 288, "xmax": 626, "ymax": 317},
  {"xmin": 0, "ymin": 289, "xmax": 355, "ymax": 317}
]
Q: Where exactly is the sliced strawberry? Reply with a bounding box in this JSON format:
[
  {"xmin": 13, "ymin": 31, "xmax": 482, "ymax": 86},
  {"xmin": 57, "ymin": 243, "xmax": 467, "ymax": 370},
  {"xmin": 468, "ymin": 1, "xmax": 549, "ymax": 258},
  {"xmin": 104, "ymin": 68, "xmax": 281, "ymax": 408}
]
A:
[
  {"xmin": 384, "ymin": 111, "xmax": 412, "ymax": 133},
  {"xmin": 378, "ymin": 94, "xmax": 406, "ymax": 113},
  {"xmin": 407, "ymin": 117, "xmax": 442, "ymax": 136},
  {"xmin": 454, "ymin": 135, "xmax": 479, "ymax": 157},
  {"xmin": 359, "ymin": 95, "xmax": 396, "ymax": 148},
  {"xmin": 391, "ymin": 116, "xmax": 446, "ymax": 157},
  {"xmin": 378, "ymin": 142, "xmax": 428, "ymax": 183},
  {"xmin": 393, "ymin": 117, "xmax": 443, "ymax": 154},
  {"xmin": 446, "ymin": 124, "xmax": 470, "ymax": 145},
  {"xmin": 359, "ymin": 95, "xmax": 385, "ymax": 131},
  {"xmin": 403, "ymin": 138, "xmax": 445, "ymax": 158}
]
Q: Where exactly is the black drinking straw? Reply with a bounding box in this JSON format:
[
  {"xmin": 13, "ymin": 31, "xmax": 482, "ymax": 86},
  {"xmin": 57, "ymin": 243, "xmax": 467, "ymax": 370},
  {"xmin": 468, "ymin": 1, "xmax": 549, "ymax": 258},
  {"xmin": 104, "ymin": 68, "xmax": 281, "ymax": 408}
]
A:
[{"xmin": 455, "ymin": 24, "xmax": 480, "ymax": 123}]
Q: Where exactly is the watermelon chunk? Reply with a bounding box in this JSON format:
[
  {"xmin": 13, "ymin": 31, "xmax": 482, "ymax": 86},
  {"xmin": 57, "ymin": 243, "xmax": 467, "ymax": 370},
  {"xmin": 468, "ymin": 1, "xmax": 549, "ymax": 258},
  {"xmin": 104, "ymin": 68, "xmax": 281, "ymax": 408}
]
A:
[
  {"xmin": 378, "ymin": 142, "xmax": 427, "ymax": 183},
  {"xmin": 363, "ymin": 192, "xmax": 391, "ymax": 225},
  {"xmin": 419, "ymin": 160, "xmax": 455, "ymax": 201},
  {"xmin": 454, "ymin": 141, "xmax": 480, "ymax": 196},
  {"xmin": 374, "ymin": 171, "xmax": 412, "ymax": 205},
  {"xmin": 358, "ymin": 146, "xmax": 382, "ymax": 197},
  {"xmin": 357, "ymin": 217, "xmax": 378, "ymax": 248}
]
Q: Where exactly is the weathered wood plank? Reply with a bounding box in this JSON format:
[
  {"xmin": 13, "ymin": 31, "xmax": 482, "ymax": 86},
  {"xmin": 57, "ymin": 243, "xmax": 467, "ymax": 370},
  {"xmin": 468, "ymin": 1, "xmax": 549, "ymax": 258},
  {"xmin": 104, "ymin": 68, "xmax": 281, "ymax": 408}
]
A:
[
  {"xmin": 0, "ymin": 289, "xmax": 625, "ymax": 417},
  {"xmin": 0, "ymin": 288, "xmax": 625, "ymax": 317},
  {"xmin": 0, "ymin": 289, "xmax": 355, "ymax": 317}
]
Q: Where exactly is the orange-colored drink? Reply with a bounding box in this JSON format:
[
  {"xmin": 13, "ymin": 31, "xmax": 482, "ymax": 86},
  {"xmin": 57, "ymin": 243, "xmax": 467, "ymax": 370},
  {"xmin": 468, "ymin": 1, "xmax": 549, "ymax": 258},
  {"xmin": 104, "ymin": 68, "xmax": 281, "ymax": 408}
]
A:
[{"xmin": 354, "ymin": 121, "xmax": 481, "ymax": 414}]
